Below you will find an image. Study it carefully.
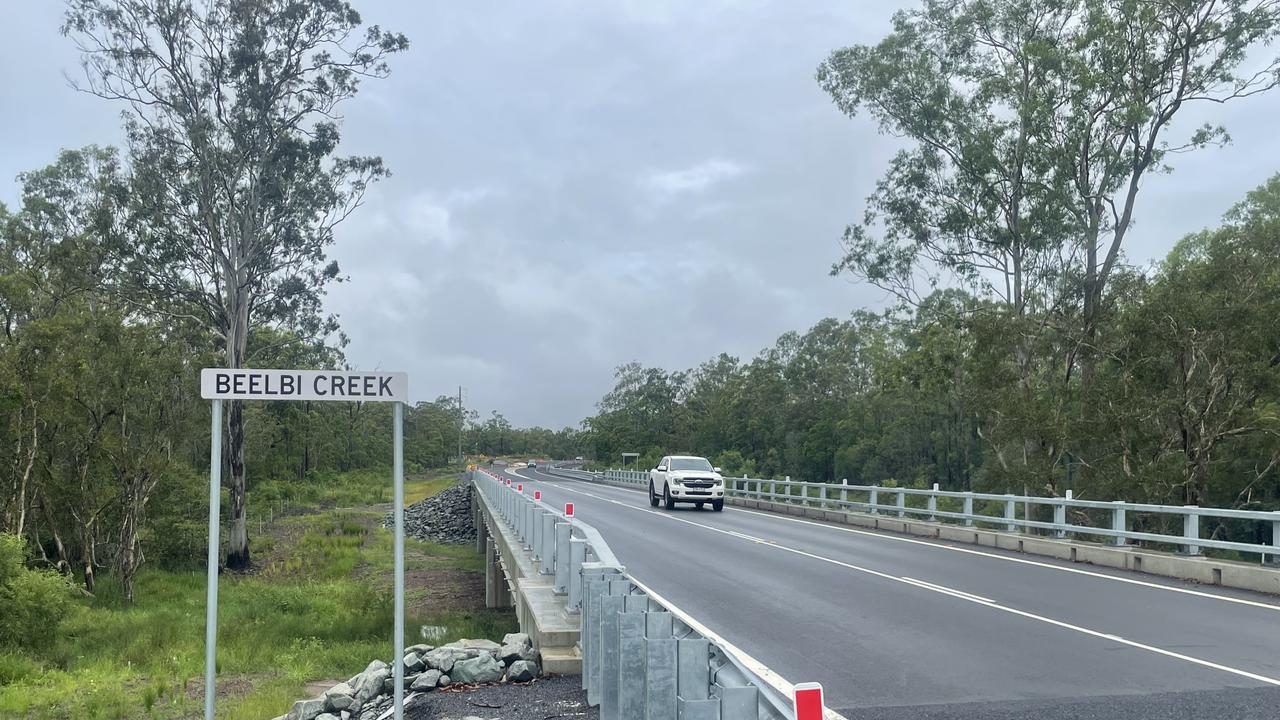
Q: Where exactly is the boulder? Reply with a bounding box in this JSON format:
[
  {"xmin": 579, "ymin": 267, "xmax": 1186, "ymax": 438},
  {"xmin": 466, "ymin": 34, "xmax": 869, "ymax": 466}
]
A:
[
  {"xmin": 316, "ymin": 715, "xmax": 339, "ymax": 720},
  {"xmin": 450, "ymin": 638, "xmax": 502, "ymax": 654},
  {"xmin": 502, "ymin": 633, "xmax": 532, "ymax": 649},
  {"xmin": 423, "ymin": 646, "xmax": 475, "ymax": 672},
  {"xmin": 406, "ymin": 643, "xmax": 433, "ymax": 656},
  {"xmin": 450, "ymin": 654, "xmax": 504, "ymax": 684},
  {"xmin": 506, "ymin": 659, "xmax": 539, "ymax": 683},
  {"xmin": 403, "ymin": 652, "xmax": 425, "ymax": 673},
  {"xmin": 353, "ymin": 664, "xmax": 390, "ymax": 707},
  {"xmin": 498, "ymin": 643, "xmax": 537, "ymax": 665},
  {"xmin": 287, "ymin": 698, "xmax": 326, "ymax": 720},
  {"xmin": 410, "ymin": 669, "xmax": 442, "ymax": 692},
  {"xmin": 381, "ymin": 675, "xmax": 393, "ymax": 695},
  {"xmin": 438, "ymin": 674, "xmax": 451, "ymax": 687},
  {"xmin": 323, "ymin": 682, "xmax": 356, "ymax": 712}
]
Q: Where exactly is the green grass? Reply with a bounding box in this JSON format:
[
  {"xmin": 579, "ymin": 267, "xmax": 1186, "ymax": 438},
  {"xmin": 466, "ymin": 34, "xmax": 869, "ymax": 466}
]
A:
[{"xmin": 0, "ymin": 469, "xmax": 512, "ymax": 720}]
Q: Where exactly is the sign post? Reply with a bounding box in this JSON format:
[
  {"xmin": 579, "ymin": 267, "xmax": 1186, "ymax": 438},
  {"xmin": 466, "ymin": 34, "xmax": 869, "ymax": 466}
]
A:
[{"xmin": 200, "ymin": 369, "xmax": 408, "ymax": 720}]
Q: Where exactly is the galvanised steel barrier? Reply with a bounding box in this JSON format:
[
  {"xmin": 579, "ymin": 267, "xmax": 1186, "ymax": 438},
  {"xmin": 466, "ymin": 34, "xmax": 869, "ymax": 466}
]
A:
[
  {"xmin": 585, "ymin": 468, "xmax": 1280, "ymax": 563},
  {"xmin": 471, "ymin": 468, "xmax": 794, "ymax": 720}
]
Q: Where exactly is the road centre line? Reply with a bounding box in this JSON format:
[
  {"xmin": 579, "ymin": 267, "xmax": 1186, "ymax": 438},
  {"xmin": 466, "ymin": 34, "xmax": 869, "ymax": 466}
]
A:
[
  {"xmin": 535, "ymin": 477, "xmax": 1280, "ymax": 688},
  {"xmin": 519, "ymin": 469, "xmax": 1280, "ymax": 614}
]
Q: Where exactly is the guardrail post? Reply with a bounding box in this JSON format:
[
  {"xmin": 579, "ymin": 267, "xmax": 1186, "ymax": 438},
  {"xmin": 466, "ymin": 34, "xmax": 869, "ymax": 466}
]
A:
[
  {"xmin": 896, "ymin": 489, "xmax": 905, "ymax": 518},
  {"xmin": 1004, "ymin": 494, "xmax": 1016, "ymax": 532},
  {"xmin": 677, "ymin": 638, "xmax": 711, "ymax": 701},
  {"xmin": 770, "ymin": 479, "xmax": 776, "ymax": 502},
  {"xmin": 819, "ymin": 484, "xmax": 827, "ymax": 509},
  {"xmin": 554, "ymin": 522, "xmax": 571, "ymax": 593},
  {"xmin": 646, "ymin": 613, "xmax": 678, "ymax": 720},
  {"xmin": 1112, "ymin": 502, "xmax": 1127, "ymax": 546},
  {"xmin": 785, "ymin": 476, "xmax": 792, "ymax": 504},
  {"xmin": 568, "ymin": 537, "xmax": 587, "ymax": 610},
  {"xmin": 963, "ymin": 493, "xmax": 973, "ymax": 526},
  {"xmin": 1182, "ymin": 506, "xmax": 1201, "ymax": 555},
  {"xmin": 1268, "ymin": 516, "xmax": 1280, "ymax": 565},
  {"xmin": 928, "ymin": 483, "xmax": 938, "ymax": 521},
  {"xmin": 869, "ymin": 487, "xmax": 878, "ymax": 515},
  {"xmin": 540, "ymin": 513, "xmax": 555, "ymax": 574},
  {"xmin": 618, "ymin": 604, "xmax": 647, "ymax": 720},
  {"xmin": 841, "ymin": 479, "xmax": 848, "ymax": 507},
  {"xmin": 1054, "ymin": 491, "xmax": 1070, "ymax": 539},
  {"xmin": 600, "ymin": 588, "xmax": 627, "ymax": 720}
]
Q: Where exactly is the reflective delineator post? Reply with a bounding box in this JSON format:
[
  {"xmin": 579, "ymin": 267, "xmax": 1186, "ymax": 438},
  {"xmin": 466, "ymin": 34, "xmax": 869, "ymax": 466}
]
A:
[
  {"xmin": 535, "ymin": 490, "xmax": 542, "ymax": 500},
  {"xmin": 793, "ymin": 682, "xmax": 824, "ymax": 720},
  {"xmin": 203, "ymin": 400, "xmax": 223, "ymax": 720},
  {"xmin": 566, "ymin": 502, "xmax": 575, "ymax": 517},
  {"xmin": 393, "ymin": 401, "xmax": 405, "ymax": 720}
]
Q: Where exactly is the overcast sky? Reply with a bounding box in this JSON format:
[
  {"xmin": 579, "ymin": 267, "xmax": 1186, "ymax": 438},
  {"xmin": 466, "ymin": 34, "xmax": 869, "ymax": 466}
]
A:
[{"xmin": 4, "ymin": 1, "xmax": 1280, "ymax": 429}]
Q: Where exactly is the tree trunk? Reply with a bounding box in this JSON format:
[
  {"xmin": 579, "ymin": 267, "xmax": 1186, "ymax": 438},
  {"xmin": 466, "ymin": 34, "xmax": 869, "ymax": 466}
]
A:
[
  {"xmin": 223, "ymin": 283, "xmax": 252, "ymax": 570},
  {"xmin": 225, "ymin": 398, "xmax": 250, "ymax": 569}
]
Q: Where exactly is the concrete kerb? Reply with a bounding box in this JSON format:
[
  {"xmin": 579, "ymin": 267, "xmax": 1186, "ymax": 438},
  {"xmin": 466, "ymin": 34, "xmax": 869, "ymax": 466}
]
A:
[{"xmin": 725, "ymin": 496, "xmax": 1280, "ymax": 596}]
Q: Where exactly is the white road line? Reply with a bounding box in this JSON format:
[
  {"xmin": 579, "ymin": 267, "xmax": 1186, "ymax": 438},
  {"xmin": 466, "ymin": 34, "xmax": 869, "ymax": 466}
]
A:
[
  {"xmin": 899, "ymin": 577, "xmax": 994, "ymax": 604},
  {"xmin": 532, "ymin": 473, "xmax": 1280, "ymax": 614},
  {"xmin": 539, "ymin": 479, "xmax": 1280, "ymax": 688}
]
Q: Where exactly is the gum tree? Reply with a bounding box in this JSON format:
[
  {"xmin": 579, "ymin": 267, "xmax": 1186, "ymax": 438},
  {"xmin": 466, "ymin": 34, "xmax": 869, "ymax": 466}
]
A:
[{"xmin": 63, "ymin": 0, "xmax": 408, "ymax": 569}]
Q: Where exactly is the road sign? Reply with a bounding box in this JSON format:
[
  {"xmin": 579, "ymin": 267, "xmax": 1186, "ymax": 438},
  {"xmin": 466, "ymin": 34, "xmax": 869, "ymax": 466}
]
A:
[
  {"xmin": 200, "ymin": 368, "xmax": 408, "ymax": 720},
  {"xmin": 793, "ymin": 682, "xmax": 824, "ymax": 720},
  {"xmin": 200, "ymin": 368, "xmax": 407, "ymax": 402}
]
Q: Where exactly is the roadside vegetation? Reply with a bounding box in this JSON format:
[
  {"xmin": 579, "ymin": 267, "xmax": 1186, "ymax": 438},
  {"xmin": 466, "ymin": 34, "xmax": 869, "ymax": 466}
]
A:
[{"xmin": 0, "ymin": 470, "xmax": 514, "ymax": 720}]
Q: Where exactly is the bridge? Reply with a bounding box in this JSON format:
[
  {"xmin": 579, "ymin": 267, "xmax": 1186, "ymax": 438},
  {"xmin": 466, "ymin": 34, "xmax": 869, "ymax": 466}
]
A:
[{"xmin": 470, "ymin": 462, "xmax": 1280, "ymax": 720}]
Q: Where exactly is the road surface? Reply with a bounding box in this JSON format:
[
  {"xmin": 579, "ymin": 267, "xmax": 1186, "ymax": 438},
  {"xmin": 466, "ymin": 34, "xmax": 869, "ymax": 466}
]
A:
[{"xmin": 505, "ymin": 465, "xmax": 1280, "ymax": 720}]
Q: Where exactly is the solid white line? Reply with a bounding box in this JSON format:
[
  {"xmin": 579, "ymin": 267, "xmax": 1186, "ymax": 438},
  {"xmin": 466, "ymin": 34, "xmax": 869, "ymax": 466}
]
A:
[
  {"xmin": 539, "ymin": 474, "xmax": 1280, "ymax": 614},
  {"xmin": 899, "ymin": 576, "xmax": 994, "ymax": 604},
  {"xmin": 540, "ymin": 479, "xmax": 1280, "ymax": 688}
]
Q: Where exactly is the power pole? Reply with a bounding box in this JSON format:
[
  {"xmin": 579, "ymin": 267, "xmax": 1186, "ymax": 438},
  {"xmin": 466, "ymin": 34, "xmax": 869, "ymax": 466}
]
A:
[{"xmin": 457, "ymin": 385, "xmax": 464, "ymax": 464}]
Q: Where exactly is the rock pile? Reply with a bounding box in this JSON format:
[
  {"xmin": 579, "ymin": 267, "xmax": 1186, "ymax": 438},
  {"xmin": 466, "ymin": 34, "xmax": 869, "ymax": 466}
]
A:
[
  {"xmin": 279, "ymin": 634, "xmax": 541, "ymax": 720},
  {"xmin": 385, "ymin": 481, "xmax": 476, "ymax": 545}
]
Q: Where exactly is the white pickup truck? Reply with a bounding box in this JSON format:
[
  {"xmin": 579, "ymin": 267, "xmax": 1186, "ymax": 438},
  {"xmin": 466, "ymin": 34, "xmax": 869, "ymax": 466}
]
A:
[{"xmin": 649, "ymin": 455, "xmax": 725, "ymax": 511}]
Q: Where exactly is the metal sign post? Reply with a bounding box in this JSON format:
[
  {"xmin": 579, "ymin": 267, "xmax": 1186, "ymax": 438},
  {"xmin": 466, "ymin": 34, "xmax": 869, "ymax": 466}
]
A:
[{"xmin": 201, "ymin": 368, "xmax": 408, "ymax": 720}]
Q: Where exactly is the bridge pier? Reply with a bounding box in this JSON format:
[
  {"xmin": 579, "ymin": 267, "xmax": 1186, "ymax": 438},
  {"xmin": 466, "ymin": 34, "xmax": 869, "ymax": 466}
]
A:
[{"xmin": 484, "ymin": 536, "xmax": 512, "ymax": 608}]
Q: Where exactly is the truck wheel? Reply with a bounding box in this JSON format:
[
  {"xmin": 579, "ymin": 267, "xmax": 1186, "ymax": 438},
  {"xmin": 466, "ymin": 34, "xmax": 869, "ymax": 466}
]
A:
[
  {"xmin": 712, "ymin": 499, "xmax": 724, "ymax": 512},
  {"xmin": 649, "ymin": 481, "xmax": 659, "ymax": 507},
  {"xmin": 664, "ymin": 486, "xmax": 675, "ymax": 510}
]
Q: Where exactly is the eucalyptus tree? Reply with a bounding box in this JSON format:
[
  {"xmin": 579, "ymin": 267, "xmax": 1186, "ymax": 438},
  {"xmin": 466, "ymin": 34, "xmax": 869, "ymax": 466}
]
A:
[{"xmin": 63, "ymin": 0, "xmax": 408, "ymax": 568}]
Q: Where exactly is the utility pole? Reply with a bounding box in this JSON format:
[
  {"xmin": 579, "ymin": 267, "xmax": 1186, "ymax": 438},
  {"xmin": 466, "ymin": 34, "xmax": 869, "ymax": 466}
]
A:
[{"xmin": 457, "ymin": 385, "xmax": 464, "ymax": 464}]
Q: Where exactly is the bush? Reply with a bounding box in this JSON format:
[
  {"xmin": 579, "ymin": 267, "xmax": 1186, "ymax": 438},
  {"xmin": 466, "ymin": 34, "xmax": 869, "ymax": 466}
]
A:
[
  {"xmin": 0, "ymin": 534, "xmax": 75, "ymax": 653},
  {"xmin": 145, "ymin": 466, "xmax": 209, "ymax": 571}
]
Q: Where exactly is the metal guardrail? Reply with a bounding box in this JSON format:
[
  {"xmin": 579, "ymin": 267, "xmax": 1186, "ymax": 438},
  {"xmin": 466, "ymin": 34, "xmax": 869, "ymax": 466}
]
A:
[
  {"xmin": 593, "ymin": 469, "xmax": 1280, "ymax": 562},
  {"xmin": 470, "ymin": 469, "xmax": 792, "ymax": 720}
]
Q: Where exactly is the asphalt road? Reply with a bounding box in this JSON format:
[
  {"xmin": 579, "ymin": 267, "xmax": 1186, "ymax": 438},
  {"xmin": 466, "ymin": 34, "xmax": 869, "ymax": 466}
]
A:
[{"xmin": 505, "ymin": 466, "xmax": 1280, "ymax": 720}]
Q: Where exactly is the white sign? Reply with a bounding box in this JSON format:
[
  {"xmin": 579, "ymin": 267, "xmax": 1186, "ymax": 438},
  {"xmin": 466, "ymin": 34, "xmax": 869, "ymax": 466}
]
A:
[{"xmin": 199, "ymin": 368, "xmax": 408, "ymax": 402}]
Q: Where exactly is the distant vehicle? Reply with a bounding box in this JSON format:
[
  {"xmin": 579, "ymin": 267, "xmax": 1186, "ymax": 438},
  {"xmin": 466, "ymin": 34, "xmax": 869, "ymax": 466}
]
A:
[
  {"xmin": 575, "ymin": 456, "xmax": 583, "ymax": 461},
  {"xmin": 649, "ymin": 455, "xmax": 724, "ymax": 511},
  {"xmin": 527, "ymin": 459, "xmax": 537, "ymax": 469}
]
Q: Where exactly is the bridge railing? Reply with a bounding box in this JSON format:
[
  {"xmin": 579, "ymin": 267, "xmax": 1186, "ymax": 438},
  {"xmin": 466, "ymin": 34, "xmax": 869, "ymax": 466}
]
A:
[
  {"xmin": 588, "ymin": 468, "xmax": 1280, "ymax": 561},
  {"xmin": 470, "ymin": 468, "xmax": 794, "ymax": 720}
]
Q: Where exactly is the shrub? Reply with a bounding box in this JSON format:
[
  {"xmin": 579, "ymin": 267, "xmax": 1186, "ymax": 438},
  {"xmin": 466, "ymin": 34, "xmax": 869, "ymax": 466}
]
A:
[{"xmin": 0, "ymin": 534, "xmax": 75, "ymax": 653}]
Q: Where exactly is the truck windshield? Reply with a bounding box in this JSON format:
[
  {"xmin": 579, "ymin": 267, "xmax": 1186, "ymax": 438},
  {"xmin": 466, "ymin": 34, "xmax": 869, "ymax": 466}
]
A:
[{"xmin": 670, "ymin": 457, "xmax": 713, "ymax": 471}]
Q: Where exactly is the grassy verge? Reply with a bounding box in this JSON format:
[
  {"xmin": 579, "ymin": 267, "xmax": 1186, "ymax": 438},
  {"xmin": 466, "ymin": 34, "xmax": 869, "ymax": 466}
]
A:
[{"xmin": 0, "ymin": 469, "xmax": 514, "ymax": 720}]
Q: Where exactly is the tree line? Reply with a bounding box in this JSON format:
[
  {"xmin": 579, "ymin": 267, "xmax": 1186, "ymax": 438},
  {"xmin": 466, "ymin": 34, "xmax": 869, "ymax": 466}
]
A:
[{"xmin": 585, "ymin": 0, "xmax": 1280, "ymax": 525}]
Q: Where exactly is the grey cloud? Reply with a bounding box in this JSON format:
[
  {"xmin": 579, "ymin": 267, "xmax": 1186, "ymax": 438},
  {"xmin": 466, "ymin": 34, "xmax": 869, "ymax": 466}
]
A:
[{"xmin": 4, "ymin": 1, "xmax": 1280, "ymax": 429}]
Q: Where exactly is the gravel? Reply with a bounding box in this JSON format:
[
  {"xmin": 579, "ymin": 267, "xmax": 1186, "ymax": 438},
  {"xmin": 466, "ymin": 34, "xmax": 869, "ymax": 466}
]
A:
[
  {"xmin": 386, "ymin": 481, "xmax": 476, "ymax": 545},
  {"xmin": 404, "ymin": 676, "xmax": 596, "ymax": 720}
]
